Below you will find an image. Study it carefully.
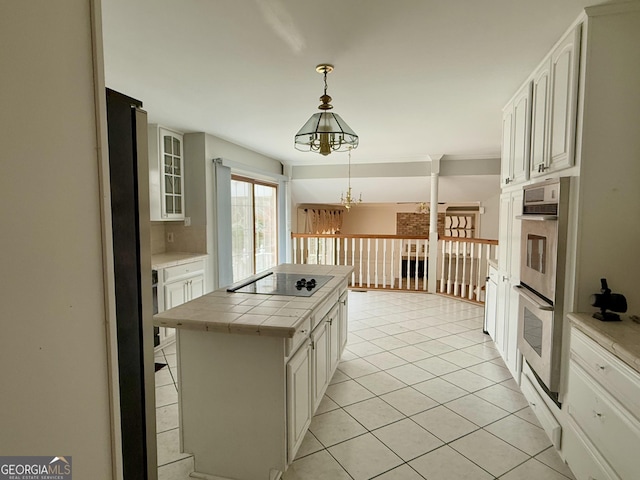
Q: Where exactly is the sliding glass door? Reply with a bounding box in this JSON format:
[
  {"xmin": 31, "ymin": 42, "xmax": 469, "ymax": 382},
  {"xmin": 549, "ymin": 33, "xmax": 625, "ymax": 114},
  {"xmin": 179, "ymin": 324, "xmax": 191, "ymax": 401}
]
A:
[{"xmin": 231, "ymin": 176, "xmax": 278, "ymax": 282}]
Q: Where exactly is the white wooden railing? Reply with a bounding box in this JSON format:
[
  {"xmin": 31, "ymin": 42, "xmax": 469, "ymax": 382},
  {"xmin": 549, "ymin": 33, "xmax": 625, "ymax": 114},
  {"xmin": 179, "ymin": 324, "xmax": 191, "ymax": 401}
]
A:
[
  {"xmin": 291, "ymin": 234, "xmax": 498, "ymax": 303},
  {"xmin": 438, "ymin": 237, "xmax": 498, "ymax": 303}
]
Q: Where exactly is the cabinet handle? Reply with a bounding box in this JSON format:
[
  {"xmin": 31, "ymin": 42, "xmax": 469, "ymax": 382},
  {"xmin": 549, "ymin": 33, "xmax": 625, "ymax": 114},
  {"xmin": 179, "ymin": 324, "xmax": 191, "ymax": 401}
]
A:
[
  {"xmin": 300, "ymin": 329, "xmax": 307, "ymax": 335},
  {"xmin": 310, "ymin": 341, "xmax": 315, "ymax": 350},
  {"xmin": 327, "ymin": 318, "xmax": 333, "ymax": 325},
  {"xmin": 505, "ymin": 177, "xmax": 511, "ymax": 184},
  {"xmin": 340, "ymin": 300, "xmax": 347, "ymax": 305},
  {"xmin": 593, "ymin": 410, "xmax": 603, "ymax": 419},
  {"xmin": 502, "ymin": 275, "xmax": 509, "ymax": 282},
  {"xmin": 596, "ymin": 363, "xmax": 606, "ymax": 371}
]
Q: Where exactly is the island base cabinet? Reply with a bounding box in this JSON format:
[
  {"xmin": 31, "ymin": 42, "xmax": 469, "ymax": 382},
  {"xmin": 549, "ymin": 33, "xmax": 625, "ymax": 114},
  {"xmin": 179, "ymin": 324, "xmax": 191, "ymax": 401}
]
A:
[
  {"xmin": 287, "ymin": 342, "xmax": 312, "ymax": 464},
  {"xmin": 178, "ymin": 330, "xmax": 287, "ymax": 480},
  {"xmin": 175, "ymin": 287, "xmax": 349, "ymax": 480}
]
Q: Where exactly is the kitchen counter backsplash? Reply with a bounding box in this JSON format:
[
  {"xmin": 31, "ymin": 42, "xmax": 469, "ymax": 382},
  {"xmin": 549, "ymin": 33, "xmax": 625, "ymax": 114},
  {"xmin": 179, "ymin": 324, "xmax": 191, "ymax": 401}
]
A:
[{"xmin": 151, "ymin": 221, "xmax": 206, "ymax": 255}]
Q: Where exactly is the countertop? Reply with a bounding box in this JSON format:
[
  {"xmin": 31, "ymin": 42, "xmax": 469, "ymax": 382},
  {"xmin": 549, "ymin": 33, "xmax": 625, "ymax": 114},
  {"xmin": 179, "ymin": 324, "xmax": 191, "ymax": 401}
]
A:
[
  {"xmin": 154, "ymin": 264, "xmax": 353, "ymax": 338},
  {"xmin": 568, "ymin": 312, "xmax": 640, "ymax": 375},
  {"xmin": 151, "ymin": 252, "xmax": 208, "ymax": 270}
]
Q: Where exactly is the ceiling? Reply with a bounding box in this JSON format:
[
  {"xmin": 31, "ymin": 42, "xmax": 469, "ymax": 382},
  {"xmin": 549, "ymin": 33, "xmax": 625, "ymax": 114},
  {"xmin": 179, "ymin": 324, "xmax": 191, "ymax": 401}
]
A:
[{"xmin": 101, "ymin": 0, "xmax": 601, "ymax": 204}]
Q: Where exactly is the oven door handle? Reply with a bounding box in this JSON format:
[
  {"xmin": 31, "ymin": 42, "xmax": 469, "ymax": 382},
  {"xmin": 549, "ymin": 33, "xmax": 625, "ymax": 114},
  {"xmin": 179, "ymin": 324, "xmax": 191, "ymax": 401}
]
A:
[
  {"xmin": 515, "ymin": 215, "xmax": 558, "ymax": 221},
  {"xmin": 514, "ymin": 285, "xmax": 554, "ymax": 311}
]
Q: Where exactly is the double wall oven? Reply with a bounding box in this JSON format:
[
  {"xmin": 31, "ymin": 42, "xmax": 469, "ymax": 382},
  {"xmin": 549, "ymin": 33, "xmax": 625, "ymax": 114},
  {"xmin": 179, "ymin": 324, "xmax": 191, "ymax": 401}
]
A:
[{"xmin": 516, "ymin": 178, "xmax": 570, "ymax": 403}]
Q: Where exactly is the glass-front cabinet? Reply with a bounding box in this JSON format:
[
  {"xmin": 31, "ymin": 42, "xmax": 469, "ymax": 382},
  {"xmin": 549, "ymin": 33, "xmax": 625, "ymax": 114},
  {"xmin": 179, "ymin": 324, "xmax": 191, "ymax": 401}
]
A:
[{"xmin": 148, "ymin": 125, "xmax": 185, "ymax": 221}]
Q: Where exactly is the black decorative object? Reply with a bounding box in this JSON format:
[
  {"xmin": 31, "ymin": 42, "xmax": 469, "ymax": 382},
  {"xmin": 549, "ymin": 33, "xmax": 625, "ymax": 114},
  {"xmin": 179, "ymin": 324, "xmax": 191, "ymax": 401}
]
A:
[{"xmin": 591, "ymin": 278, "xmax": 627, "ymax": 321}]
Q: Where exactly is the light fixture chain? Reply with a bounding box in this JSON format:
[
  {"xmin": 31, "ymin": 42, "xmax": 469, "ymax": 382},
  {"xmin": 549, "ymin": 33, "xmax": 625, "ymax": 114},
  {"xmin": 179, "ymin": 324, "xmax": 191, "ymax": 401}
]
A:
[{"xmin": 324, "ymin": 69, "xmax": 328, "ymax": 96}]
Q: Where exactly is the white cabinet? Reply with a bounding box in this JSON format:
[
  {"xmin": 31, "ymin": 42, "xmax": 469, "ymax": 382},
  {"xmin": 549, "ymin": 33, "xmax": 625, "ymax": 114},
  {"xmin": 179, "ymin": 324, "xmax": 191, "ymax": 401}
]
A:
[
  {"xmin": 311, "ymin": 319, "xmax": 330, "ymax": 412},
  {"xmin": 530, "ymin": 25, "xmax": 582, "ymax": 177},
  {"xmin": 494, "ymin": 190, "xmax": 523, "ymax": 377},
  {"xmin": 502, "ymin": 83, "xmax": 532, "ymax": 187},
  {"xmin": 164, "ymin": 275, "xmax": 204, "ymax": 310},
  {"xmin": 174, "ymin": 269, "xmax": 352, "ymax": 480},
  {"xmin": 311, "ymin": 303, "xmax": 340, "ymax": 412},
  {"xmin": 148, "ymin": 125, "xmax": 185, "ymax": 221},
  {"xmin": 565, "ymin": 326, "xmax": 640, "ymax": 480},
  {"xmin": 338, "ymin": 291, "xmax": 349, "ymax": 358},
  {"xmin": 158, "ymin": 259, "xmax": 205, "ymax": 346},
  {"xmin": 286, "ymin": 340, "xmax": 312, "ymax": 463},
  {"xmin": 484, "ymin": 265, "xmax": 498, "ymax": 340}
]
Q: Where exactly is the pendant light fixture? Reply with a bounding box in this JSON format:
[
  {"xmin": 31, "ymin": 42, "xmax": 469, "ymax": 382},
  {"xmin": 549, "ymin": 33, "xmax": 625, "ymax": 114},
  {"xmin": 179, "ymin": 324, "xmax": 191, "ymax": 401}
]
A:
[
  {"xmin": 341, "ymin": 147, "xmax": 362, "ymax": 210},
  {"xmin": 294, "ymin": 64, "xmax": 359, "ymax": 156}
]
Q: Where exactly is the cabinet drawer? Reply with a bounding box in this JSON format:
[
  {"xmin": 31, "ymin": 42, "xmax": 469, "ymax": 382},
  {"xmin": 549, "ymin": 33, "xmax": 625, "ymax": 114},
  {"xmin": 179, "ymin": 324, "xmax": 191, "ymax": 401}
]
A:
[
  {"xmin": 567, "ymin": 360, "xmax": 640, "ymax": 480},
  {"xmin": 571, "ymin": 328, "xmax": 640, "ymax": 419},
  {"xmin": 163, "ymin": 260, "xmax": 204, "ymax": 283},
  {"xmin": 520, "ymin": 371, "xmax": 562, "ymax": 448},
  {"xmin": 564, "ymin": 421, "xmax": 618, "ymax": 480},
  {"xmin": 286, "ymin": 318, "xmax": 312, "ymax": 358}
]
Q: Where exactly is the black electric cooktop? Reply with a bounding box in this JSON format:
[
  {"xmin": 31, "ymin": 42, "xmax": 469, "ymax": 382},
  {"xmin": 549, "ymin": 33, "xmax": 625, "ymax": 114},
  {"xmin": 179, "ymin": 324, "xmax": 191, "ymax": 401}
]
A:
[{"xmin": 227, "ymin": 272, "xmax": 334, "ymax": 297}]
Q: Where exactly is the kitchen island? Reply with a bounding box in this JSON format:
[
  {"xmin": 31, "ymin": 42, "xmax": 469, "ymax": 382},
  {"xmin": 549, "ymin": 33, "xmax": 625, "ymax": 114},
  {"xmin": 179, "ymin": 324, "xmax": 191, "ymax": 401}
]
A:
[{"xmin": 154, "ymin": 264, "xmax": 353, "ymax": 480}]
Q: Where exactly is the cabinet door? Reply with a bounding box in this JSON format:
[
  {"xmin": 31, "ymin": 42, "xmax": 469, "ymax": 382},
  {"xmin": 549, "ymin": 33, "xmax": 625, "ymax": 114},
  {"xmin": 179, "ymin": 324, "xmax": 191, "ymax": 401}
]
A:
[
  {"xmin": 165, "ymin": 280, "xmax": 187, "ymax": 309},
  {"xmin": 549, "ymin": 25, "xmax": 581, "ymax": 172},
  {"xmin": 339, "ymin": 292, "xmax": 348, "ymax": 353},
  {"xmin": 511, "ymin": 83, "xmax": 532, "ymax": 185},
  {"xmin": 501, "ymin": 107, "xmax": 514, "ymax": 187},
  {"xmin": 311, "ymin": 321, "xmax": 330, "ymax": 411},
  {"xmin": 484, "ymin": 270, "xmax": 498, "ymax": 340},
  {"xmin": 505, "ymin": 190, "xmax": 523, "ymax": 375},
  {"xmin": 328, "ymin": 305, "xmax": 340, "ymax": 375},
  {"xmin": 530, "ymin": 60, "xmax": 551, "ymax": 177},
  {"xmin": 189, "ymin": 274, "xmax": 205, "ymax": 300},
  {"xmin": 159, "ymin": 128, "xmax": 185, "ymax": 220},
  {"xmin": 286, "ymin": 342, "xmax": 312, "ymax": 463}
]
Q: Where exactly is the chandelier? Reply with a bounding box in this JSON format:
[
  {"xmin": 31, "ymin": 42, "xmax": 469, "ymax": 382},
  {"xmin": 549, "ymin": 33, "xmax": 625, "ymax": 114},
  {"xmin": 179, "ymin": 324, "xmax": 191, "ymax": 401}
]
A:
[
  {"xmin": 294, "ymin": 64, "xmax": 359, "ymax": 156},
  {"xmin": 416, "ymin": 202, "xmax": 428, "ymax": 214},
  {"xmin": 341, "ymin": 147, "xmax": 362, "ymax": 210}
]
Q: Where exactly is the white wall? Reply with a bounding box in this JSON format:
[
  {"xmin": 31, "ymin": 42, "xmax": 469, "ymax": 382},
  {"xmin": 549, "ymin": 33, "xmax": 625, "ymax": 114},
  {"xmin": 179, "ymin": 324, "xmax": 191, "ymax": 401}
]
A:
[
  {"xmin": 340, "ymin": 204, "xmax": 418, "ymax": 234},
  {"xmin": 479, "ymin": 192, "xmax": 500, "ymax": 239},
  {"xmin": 0, "ymin": 0, "xmax": 115, "ymax": 477}
]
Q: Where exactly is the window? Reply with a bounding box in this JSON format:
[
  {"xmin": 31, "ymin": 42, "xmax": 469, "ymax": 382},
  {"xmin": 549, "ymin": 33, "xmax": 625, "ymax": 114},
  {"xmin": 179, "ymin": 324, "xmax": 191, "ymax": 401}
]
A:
[{"xmin": 231, "ymin": 176, "xmax": 278, "ymax": 281}]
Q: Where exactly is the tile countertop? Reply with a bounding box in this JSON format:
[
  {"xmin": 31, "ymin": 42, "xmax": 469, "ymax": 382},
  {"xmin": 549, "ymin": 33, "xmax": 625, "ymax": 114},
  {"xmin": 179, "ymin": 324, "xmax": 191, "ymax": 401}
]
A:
[
  {"xmin": 151, "ymin": 252, "xmax": 208, "ymax": 270},
  {"xmin": 568, "ymin": 312, "xmax": 640, "ymax": 375},
  {"xmin": 154, "ymin": 264, "xmax": 354, "ymax": 338}
]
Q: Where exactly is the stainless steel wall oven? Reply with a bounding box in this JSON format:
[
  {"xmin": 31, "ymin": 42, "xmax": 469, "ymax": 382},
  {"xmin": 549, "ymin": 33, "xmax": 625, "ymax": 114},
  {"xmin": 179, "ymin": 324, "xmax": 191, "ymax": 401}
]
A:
[{"xmin": 516, "ymin": 178, "xmax": 570, "ymax": 403}]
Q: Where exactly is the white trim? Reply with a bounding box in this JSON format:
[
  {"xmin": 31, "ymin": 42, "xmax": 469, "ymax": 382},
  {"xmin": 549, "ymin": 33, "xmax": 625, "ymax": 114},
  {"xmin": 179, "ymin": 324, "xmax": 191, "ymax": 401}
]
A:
[
  {"xmin": 215, "ymin": 157, "xmax": 288, "ymax": 181},
  {"xmin": 90, "ymin": 0, "xmax": 124, "ymax": 478}
]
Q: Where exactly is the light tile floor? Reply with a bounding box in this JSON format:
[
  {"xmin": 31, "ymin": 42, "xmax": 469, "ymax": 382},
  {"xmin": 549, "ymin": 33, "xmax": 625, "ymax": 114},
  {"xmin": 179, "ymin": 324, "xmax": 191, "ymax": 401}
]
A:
[{"xmin": 154, "ymin": 290, "xmax": 577, "ymax": 480}]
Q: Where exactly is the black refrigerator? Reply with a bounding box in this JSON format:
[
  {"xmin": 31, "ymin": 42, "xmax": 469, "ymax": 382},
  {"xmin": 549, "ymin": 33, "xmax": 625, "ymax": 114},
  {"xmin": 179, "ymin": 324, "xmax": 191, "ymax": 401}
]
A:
[{"xmin": 106, "ymin": 89, "xmax": 157, "ymax": 480}]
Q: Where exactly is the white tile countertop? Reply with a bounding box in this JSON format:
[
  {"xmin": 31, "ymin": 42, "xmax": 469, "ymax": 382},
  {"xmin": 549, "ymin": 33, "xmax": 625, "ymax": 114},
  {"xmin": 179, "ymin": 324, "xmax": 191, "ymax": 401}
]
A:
[
  {"xmin": 151, "ymin": 252, "xmax": 208, "ymax": 269},
  {"xmin": 568, "ymin": 312, "xmax": 640, "ymax": 375},
  {"xmin": 154, "ymin": 264, "xmax": 353, "ymax": 338}
]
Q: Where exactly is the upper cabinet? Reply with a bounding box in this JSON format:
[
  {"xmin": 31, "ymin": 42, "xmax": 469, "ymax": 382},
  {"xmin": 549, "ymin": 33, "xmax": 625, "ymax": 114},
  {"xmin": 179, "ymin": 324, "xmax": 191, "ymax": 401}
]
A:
[
  {"xmin": 149, "ymin": 125, "xmax": 185, "ymax": 221},
  {"xmin": 501, "ymin": 82, "xmax": 532, "ymax": 187},
  {"xmin": 530, "ymin": 25, "xmax": 582, "ymax": 178}
]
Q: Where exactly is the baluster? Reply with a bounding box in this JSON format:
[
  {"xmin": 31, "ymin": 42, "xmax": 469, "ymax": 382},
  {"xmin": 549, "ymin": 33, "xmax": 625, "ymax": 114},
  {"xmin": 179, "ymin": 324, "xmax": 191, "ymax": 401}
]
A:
[
  {"xmin": 454, "ymin": 241, "xmax": 461, "ymax": 296},
  {"xmin": 461, "ymin": 241, "xmax": 468, "ymax": 299},
  {"xmin": 397, "ymin": 240, "xmax": 403, "ymax": 290},
  {"xmin": 365, "ymin": 238, "xmax": 370, "ymax": 288},
  {"xmin": 440, "ymin": 239, "xmax": 446, "ymax": 293},
  {"xmin": 390, "ymin": 239, "xmax": 395, "ymax": 289},
  {"xmin": 359, "ymin": 237, "xmax": 363, "ymax": 287},
  {"xmin": 374, "ymin": 238, "xmax": 379, "ymax": 288},
  {"xmin": 468, "ymin": 242, "xmax": 476, "ymax": 300},
  {"xmin": 382, "ymin": 239, "xmax": 387, "ymax": 288},
  {"xmin": 446, "ymin": 240, "xmax": 453, "ymax": 294},
  {"xmin": 422, "ymin": 238, "xmax": 428, "ymax": 291},
  {"xmin": 413, "ymin": 239, "xmax": 420, "ymax": 290},
  {"xmin": 292, "ymin": 236, "xmax": 298, "ymax": 264}
]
